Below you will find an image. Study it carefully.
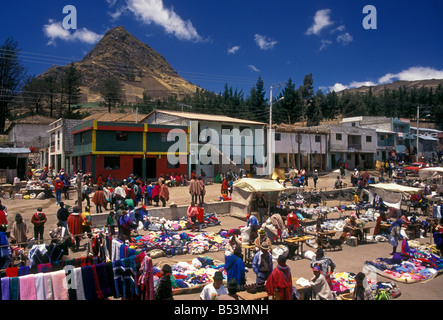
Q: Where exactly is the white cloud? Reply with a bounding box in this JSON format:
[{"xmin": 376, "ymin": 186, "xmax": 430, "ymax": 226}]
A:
[
  {"xmin": 306, "ymin": 9, "xmax": 334, "ymax": 35},
  {"xmin": 227, "ymin": 45, "xmax": 240, "ymax": 55},
  {"xmin": 125, "ymin": 0, "xmax": 202, "ymax": 42},
  {"xmin": 329, "ymin": 83, "xmax": 349, "ymax": 92},
  {"xmin": 248, "ymin": 65, "xmax": 260, "ymax": 72},
  {"xmin": 254, "ymin": 34, "xmax": 278, "ymax": 50},
  {"xmin": 378, "ymin": 66, "xmax": 443, "ymax": 83},
  {"xmin": 327, "ymin": 66, "xmax": 443, "ymax": 92},
  {"xmin": 336, "ymin": 32, "xmax": 353, "ymax": 46},
  {"xmin": 319, "ymin": 39, "xmax": 332, "ymax": 51},
  {"xmin": 43, "ymin": 20, "xmax": 104, "ymax": 45}
]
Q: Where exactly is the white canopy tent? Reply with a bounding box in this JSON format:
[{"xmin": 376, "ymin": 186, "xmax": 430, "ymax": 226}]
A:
[
  {"xmin": 368, "ymin": 183, "xmax": 423, "ymax": 210},
  {"xmin": 230, "ymin": 178, "xmax": 286, "ymax": 218}
]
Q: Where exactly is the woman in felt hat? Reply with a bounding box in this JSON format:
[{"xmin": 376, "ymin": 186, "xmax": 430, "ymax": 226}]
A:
[{"xmin": 154, "ymin": 264, "xmax": 174, "ymax": 300}]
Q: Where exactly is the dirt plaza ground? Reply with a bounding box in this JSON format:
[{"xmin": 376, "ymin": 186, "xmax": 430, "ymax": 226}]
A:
[{"xmin": 2, "ymin": 170, "xmax": 443, "ymax": 300}]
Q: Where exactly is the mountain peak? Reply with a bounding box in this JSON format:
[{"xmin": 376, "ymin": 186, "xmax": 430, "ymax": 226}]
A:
[{"xmin": 38, "ymin": 26, "xmax": 199, "ymax": 104}]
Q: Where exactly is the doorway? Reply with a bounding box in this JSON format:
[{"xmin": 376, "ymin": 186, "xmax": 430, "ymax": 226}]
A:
[
  {"xmin": 133, "ymin": 158, "xmax": 143, "ymax": 178},
  {"xmin": 146, "ymin": 157, "xmax": 156, "ymax": 179}
]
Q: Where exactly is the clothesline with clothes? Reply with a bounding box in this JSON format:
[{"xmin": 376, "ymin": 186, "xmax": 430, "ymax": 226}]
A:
[{"xmin": 0, "ymin": 251, "xmax": 154, "ymax": 300}]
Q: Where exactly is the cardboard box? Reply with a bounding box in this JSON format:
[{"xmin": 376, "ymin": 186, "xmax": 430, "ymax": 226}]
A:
[{"xmin": 346, "ymin": 237, "xmax": 358, "ymax": 246}]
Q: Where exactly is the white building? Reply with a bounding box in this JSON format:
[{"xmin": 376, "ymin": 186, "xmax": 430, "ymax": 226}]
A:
[
  {"xmin": 144, "ymin": 110, "xmax": 266, "ymax": 177},
  {"xmin": 47, "ymin": 118, "xmax": 83, "ymax": 175},
  {"xmin": 273, "ymin": 125, "xmax": 329, "ymax": 171}
]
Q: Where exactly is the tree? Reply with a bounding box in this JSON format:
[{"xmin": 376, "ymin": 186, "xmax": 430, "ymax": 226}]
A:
[
  {"xmin": 100, "ymin": 76, "xmax": 124, "ymax": 112},
  {"xmin": 245, "ymin": 76, "xmax": 268, "ymax": 123},
  {"xmin": 274, "ymin": 77, "xmax": 301, "ymax": 124},
  {"xmin": 299, "ymin": 73, "xmax": 315, "ymax": 124},
  {"xmin": 61, "ymin": 62, "xmax": 82, "ymax": 117},
  {"xmin": 21, "ymin": 75, "xmax": 47, "ymax": 115},
  {"xmin": 0, "ymin": 37, "xmax": 26, "ymax": 133}
]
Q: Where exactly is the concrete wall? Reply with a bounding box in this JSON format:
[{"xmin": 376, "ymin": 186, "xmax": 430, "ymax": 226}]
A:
[{"xmin": 90, "ymin": 201, "xmax": 232, "ymax": 227}]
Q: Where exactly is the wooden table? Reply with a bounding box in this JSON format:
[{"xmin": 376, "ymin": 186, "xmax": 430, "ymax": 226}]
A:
[
  {"xmin": 284, "ymin": 236, "xmax": 314, "ymax": 259},
  {"xmin": 317, "ymin": 231, "xmax": 336, "ymax": 249},
  {"xmin": 349, "ymin": 226, "xmax": 372, "ymax": 243},
  {"xmin": 241, "ymin": 243, "xmax": 256, "ymax": 266},
  {"xmin": 292, "ymin": 277, "xmax": 313, "ymax": 300},
  {"xmin": 237, "ymin": 277, "xmax": 312, "ymax": 300},
  {"xmin": 237, "ymin": 291, "xmax": 269, "ymax": 300}
]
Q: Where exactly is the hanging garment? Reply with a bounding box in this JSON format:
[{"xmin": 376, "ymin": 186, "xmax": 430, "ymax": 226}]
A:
[
  {"xmin": 74, "ymin": 267, "xmax": 86, "ymax": 300},
  {"xmin": 138, "ymin": 255, "xmax": 154, "ymax": 300},
  {"xmin": 1, "ymin": 277, "xmax": 9, "ymax": 300},
  {"xmin": 81, "ymin": 265, "xmax": 98, "ymax": 300},
  {"xmin": 51, "ymin": 270, "xmax": 68, "ymax": 300},
  {"xmin": 19, "ymin": 274, "xmax": 37, "ymax": 300}
]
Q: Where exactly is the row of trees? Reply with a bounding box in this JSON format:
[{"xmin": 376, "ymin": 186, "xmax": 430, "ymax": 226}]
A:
[
  {"xmin": 2, "ymin": 37, "xmax": 443, "ymax": 134},
  {"xmin": 0, "ymin": 37, "xmax": 124, "ymax": 133}
]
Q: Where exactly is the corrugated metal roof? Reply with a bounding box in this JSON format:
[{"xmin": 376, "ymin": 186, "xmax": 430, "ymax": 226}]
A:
[
  {"xmin": 149, "ymin": 110, "xmax": 265, "ymax": 126},
  {"xmin": 0, "ymin": 148, "xmax": 31, "ymax": 154},
  {"xmin": 83, "ymin": 112, "xmax": 149, "ymax": 123}
]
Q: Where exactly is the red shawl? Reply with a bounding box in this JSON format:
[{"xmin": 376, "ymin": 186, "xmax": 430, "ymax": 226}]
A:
[
  {"xmin": 92, "ymin": 190, "xmax": 107, "ymax": 206},
  {"xmin": 265, "ymin": 265, "xmax": 293, "ymax": 300}
]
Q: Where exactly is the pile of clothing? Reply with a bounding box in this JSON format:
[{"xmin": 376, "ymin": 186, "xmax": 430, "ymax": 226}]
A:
[
  {"xmin": 146, "ymin": 212, "xmax": 221, "ymax": 232},
  {"xmin": 153, "ymin": 257, "xmax": 226, "ymax": 292},
  {"xmin": 330, "ymin": 272, "xmax": 401, "ymax": 300},
  {"xmin": 365, "ymin": 239, "xmax": 443, "ymax": 283},
  {"xmin": 130, "ymin": 230, "xmax": 230, "ymax": 258}
]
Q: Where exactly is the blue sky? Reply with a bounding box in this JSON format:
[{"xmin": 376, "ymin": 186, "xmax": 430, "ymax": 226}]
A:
[{"xmin": 1, "ymin": 0, "xmax": 443, "ymax": 98}]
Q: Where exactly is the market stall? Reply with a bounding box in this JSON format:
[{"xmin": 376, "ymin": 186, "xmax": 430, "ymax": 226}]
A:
[{"xmin": 230, "ymin": 178, "xmax": 286, "ymax": 219}]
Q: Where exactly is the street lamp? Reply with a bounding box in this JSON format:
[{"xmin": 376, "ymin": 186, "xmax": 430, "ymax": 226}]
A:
[{"xmin": 268, "ymin": 84, "xmax": 284, "ymax": 176}]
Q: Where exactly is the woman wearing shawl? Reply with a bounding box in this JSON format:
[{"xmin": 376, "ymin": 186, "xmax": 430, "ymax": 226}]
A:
[
  {"xmin": 67, "ymin": 206, "xmax": 83, "ymax": 251},
  {"xmin": 91, "ymin": 186, "xmax": 107, "ymax": 213},
  {"xmin": 266, "ymin": 255, "xmax": 293, "ymax": 300},
  {"xmin": 389, "ymin": 219, "xmax": 405, "ymax": 255},
  {"xmin": 152, "ymin": 183, "xmax": 160, "ymax": 207},
  {"xmin": 225, "ymin": 247, "xmax": 246, "ymax": 287},
  {"xmin": 187, "ymin": 201, "xmax": 198, "ymax": 232}
]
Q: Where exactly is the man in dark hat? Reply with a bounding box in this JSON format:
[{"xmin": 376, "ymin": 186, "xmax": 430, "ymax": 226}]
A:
[
  {"xmin": 252, "ymin": 241, "xmax": 273, "ymax": 284},
  {"xmin": 154, "ymin": 264, "xmax": 174, "ymax": 300},
  {"xmin": 352, "ymin": 272, "xmax": 374, "ymax": 300},
  {"xmin": 200, "ymin": 271, "xmax": 227, "ymax": 300},
  {"xmin": 10, "ymin": 213, "xmax": 30, "ymax": 248},
  {"xmin": 31, "ymin": 207, "xmax": 47, "ymax": 244}
]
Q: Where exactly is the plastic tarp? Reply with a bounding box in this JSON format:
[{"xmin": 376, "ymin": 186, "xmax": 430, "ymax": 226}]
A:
[
  {"xmin": 233, "ymin": 178, "xmax": 286, "ymax": 193},
  {"xmin": 369, "ymin": 183, "xmax": 422, "ymax": 194}
]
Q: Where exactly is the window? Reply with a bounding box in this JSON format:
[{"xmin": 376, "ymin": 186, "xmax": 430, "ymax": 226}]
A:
[
  {"xmin": 315, "ymin": 135, "xmax": 321, "ymax": 143},
  {"xmin": 366, "ymin": 136, "xmax": 372, "ymax": 143},
  {"xmin": 336, "ymin": 133, "xmax": 342, "ymax": 141},
  {"xmin": 161, "ymin": 132, "xmax": 168, "ymax": 142},
  {"xmin": 275, "ymin": 133, "xmax": 281, "ymax": 141},
  {"xmin": 104, "ymin": 155, "xmax": 120, "ymax": 170},
  {"xmin": 116, "ymin": 131, "xmax": 128, "ymax": 141}
]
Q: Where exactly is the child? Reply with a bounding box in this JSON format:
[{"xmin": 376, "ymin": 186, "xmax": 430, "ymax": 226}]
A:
[
  {"xmin": 107, "ymin": 211, "xmax": 116, "ymax": 236},
  {"xmin": 197, "ymin": 203, "xmax": 205, "ymax": 232}
]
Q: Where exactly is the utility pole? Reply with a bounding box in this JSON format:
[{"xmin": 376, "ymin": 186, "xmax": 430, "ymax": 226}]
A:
[{"xmin": 416, "ymin": 105, "xmax": 420, "ymax": 162}]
